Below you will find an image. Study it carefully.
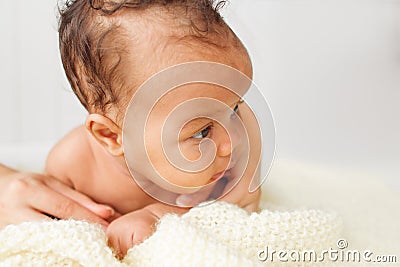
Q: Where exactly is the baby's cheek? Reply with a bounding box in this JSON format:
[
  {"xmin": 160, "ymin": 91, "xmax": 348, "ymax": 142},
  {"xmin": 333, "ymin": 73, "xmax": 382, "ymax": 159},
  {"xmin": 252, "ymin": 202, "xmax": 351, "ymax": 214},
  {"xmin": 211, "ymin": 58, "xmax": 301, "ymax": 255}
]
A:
[
  {"xmin": 145, "ymin": 132, "xmax": 216, "ymax": 187},
  {"xmin": 178, "ymin": 142, "xmax": 201, "ymax": 161},
  {"xmin": 147, "ymin": 148, "xmax": 210, "ymax": 188},
  {"xmin": 165, "ymin": 169, "xmax": 211, "ymax": 188}
]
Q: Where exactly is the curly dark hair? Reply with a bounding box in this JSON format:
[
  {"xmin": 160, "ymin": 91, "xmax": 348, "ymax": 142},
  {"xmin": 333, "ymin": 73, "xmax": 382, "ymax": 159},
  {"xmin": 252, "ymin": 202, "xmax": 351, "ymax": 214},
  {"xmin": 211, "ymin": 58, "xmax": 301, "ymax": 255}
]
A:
[{"xmin": 58, "ymin": 0, "xmax": 242, "ymax": 114}]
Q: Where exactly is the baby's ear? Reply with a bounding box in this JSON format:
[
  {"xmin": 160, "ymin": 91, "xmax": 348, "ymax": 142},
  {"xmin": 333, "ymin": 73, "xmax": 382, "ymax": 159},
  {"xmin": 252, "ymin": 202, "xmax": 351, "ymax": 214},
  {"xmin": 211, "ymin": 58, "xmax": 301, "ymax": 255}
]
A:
[{"xmin": 85, "ymin": 114, "xmax": 123, "ymax": 156}]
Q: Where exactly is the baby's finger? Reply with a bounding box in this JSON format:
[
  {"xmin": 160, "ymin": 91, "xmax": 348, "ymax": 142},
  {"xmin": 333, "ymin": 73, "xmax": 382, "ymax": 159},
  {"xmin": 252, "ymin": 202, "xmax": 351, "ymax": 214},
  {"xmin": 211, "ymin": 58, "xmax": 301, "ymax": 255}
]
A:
[
  {"xmin": 220, "ymin": 177, "xmax": 261, "ymax": 212},
  {"xmin": 106, "ymin": 224, "xmax": 136, "ymax": 259},
  {"xmin": 106, "ymin": 232, "xmax": 122, "ymax": 259},
  {"xmin": 120, "ymin": 224, "xmax": 153, "ymax": 256},
  {"xmin": 243, "ymin": 200, "xmax": 260, "ymax": 213},
  {"xmin": 43, "ymin": 176, "xmax": 115, "ymax": 219}
]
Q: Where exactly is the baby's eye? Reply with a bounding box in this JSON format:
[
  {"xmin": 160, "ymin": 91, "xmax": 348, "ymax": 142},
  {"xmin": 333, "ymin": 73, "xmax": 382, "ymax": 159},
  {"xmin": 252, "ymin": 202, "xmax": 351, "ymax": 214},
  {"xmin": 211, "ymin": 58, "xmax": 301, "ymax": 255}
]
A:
[
  {"xmin": 231, "ymin": 104, "xmax": 239, "ymax": 118},
  {"xmin": 191, "ymin": 125, "xmax": 212, "ymax": 139}
]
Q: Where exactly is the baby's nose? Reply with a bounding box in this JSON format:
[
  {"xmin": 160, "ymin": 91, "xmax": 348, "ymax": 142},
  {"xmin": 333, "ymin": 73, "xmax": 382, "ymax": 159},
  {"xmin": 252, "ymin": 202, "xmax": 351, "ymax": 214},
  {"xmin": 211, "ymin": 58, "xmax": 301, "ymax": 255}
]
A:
[{"xmin": 217, "ymin": 125, "xmax": 241, "ymax": 157}]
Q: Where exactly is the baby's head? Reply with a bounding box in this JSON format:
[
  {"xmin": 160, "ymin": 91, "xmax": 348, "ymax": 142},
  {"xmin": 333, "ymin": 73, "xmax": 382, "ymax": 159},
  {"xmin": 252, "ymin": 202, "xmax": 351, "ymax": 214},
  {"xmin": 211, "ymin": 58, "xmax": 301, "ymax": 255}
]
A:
[{"xmin": 59, "ymin": 0, "xmax": 255, "ymax": 191}]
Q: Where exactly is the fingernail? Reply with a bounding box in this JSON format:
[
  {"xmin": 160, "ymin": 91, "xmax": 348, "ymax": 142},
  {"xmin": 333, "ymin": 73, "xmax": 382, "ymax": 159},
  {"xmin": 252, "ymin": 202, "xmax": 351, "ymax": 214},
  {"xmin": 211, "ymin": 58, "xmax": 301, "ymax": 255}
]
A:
[{"xmin": 105, "ymin": 206, "xmax": 115, "ymax": 216}]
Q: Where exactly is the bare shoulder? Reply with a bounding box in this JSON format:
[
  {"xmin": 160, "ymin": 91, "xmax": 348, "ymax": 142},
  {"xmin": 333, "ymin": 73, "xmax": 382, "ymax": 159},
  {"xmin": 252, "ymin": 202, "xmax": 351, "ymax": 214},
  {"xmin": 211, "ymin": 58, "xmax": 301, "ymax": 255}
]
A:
[{"xmin": 45, "ymin": 125, "xmax": 93, "ymax": 187}]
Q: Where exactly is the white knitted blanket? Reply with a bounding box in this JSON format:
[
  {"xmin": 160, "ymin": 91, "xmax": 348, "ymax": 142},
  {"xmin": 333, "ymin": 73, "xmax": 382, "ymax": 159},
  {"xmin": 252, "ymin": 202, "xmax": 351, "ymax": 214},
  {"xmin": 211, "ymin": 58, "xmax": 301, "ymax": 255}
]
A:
[
  {"xmin": 1, "ymin": 160, "xmax": 398, "ymax": 266},
  {"xmin": 0, "ymin": 201, "xmax": 342, "ymax": 267}
]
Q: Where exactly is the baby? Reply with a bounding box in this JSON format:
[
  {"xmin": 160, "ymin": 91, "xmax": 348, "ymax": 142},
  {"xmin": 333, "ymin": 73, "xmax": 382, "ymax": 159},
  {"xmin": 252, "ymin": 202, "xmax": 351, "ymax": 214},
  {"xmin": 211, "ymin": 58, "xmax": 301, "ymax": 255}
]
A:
[{"xmin": 46, "ymin": 0, "xmax": 261, "ymax": 257}]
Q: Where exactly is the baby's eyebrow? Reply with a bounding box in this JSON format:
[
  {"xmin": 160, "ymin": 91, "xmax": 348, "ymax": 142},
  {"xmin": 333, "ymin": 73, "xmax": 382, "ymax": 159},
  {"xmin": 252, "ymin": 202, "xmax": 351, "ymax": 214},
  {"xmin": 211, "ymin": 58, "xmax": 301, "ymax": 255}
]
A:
[{"xmin": 203, "ymin": 99, "xmax": 241, "ymax": 117}]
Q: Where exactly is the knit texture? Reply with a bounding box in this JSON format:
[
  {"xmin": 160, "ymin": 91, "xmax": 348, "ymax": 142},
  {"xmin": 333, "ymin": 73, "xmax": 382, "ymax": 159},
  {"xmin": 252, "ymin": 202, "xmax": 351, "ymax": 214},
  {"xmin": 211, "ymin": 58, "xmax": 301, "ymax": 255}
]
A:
[{"xmin": 0, "ymin": 201, "xmax": 342, "ymax": 267}]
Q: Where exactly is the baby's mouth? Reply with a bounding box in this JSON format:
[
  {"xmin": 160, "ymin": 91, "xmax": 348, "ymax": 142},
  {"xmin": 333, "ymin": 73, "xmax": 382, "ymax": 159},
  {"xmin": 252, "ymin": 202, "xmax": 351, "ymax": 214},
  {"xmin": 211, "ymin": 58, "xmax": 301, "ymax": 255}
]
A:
[
  {"xmin": 210, "ymin": 170, "xmax": 227, "ymax": 182},
  {"xmin": 209, "ymin": 156, "xmax": 239, "ymax": 182},
  {"xmin": 209, "ymin": 163, "xmax": 236, "ymax": 182}
]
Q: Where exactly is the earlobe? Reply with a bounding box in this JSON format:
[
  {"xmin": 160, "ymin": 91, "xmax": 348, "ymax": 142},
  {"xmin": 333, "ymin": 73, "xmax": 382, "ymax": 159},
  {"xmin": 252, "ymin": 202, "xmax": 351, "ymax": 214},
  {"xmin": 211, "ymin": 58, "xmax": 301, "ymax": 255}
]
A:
[{"xmin": 85, "ymin": 114, "xmax": 123, "ymax": 156}]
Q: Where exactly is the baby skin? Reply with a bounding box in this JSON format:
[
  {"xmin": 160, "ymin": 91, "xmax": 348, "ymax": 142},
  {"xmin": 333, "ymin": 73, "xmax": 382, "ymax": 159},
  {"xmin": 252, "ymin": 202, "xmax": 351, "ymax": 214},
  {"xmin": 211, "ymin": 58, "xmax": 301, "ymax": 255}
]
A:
[{"xmin": 47, "ymin": 0, "xmax": 261, "ymax": 257}]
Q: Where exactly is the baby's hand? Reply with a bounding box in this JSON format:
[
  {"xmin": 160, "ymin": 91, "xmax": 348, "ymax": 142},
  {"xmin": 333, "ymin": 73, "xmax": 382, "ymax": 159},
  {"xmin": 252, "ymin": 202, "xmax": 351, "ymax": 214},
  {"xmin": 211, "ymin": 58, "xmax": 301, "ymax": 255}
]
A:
[
  {"xmin": 106, "ymin": 203, "xmax": 188, "ymax": 258},
  {"xmin": 106, "ymin": 208, "xmax": 158, "ymax": 258}
]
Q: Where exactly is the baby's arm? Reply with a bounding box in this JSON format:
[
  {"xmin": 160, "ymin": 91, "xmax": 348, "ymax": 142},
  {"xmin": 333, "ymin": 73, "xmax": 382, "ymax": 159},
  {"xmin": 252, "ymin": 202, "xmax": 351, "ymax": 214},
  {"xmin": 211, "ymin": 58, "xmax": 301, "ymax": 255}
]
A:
[{"xmin": 106, "ymin": 203, "xmax": 189, "ymax": 257}]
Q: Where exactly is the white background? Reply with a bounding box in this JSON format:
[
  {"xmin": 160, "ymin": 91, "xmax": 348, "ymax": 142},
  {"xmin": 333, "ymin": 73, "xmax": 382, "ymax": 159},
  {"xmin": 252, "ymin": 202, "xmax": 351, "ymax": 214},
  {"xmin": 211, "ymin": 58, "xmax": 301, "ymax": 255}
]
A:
[{"xmin": 0, "ymin": 0, "xmax": 399, "ymax": 189}]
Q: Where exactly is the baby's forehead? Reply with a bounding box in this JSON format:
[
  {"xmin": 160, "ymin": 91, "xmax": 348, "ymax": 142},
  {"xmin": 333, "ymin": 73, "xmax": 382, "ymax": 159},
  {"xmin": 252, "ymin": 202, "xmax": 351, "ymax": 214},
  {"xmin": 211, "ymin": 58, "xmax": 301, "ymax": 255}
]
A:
[
  {"xmin": 119, "ymin": 47, "xmax": 251, "ymax": 112},
  {"xmin": 113, "ymin": 8, "xmax": 252, "ymax": 115},
  {"xmin": 150, "ymin": 82, "xmax": 242, "ymax": 115}
]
